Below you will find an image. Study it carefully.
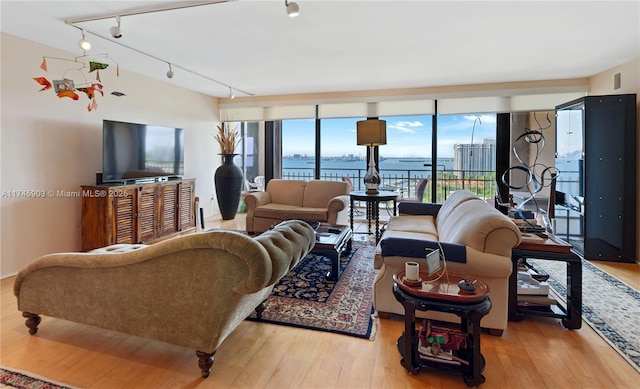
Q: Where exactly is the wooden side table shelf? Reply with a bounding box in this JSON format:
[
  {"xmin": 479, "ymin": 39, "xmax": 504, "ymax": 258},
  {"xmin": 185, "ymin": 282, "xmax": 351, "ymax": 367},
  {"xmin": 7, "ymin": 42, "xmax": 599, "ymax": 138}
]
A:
[
  {"xmin": 393, "ymin": 271, "xmax": 491, "ymax": 387},
  {"xmin": 509, "ymin": 233, "xmax": 582, "ymax": 329}
]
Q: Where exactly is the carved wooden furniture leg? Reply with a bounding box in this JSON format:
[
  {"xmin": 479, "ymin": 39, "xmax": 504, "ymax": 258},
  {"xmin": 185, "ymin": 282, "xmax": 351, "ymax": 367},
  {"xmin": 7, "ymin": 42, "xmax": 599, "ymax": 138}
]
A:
[
  {"xmin": 196, "ymin": 350, "xmax": 215, "ymax": 378},
  {"xmin": 22, "ymin": 312, "xmax": 41, "ymax": 335},
  {"xmin": 255, "ymin": 301, "xmax": 266, "ymax": 320}
]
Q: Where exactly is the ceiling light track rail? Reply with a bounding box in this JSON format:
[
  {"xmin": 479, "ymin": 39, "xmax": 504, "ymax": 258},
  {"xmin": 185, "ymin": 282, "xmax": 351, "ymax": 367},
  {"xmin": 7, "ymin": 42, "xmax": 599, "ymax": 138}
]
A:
[
  {"xmin": 66, "ymin": 0, "xmax": 236, "ymax": 24},
  {"xmin": 64, "ymin": 21, "xmax": 253, "ymax": 97}
]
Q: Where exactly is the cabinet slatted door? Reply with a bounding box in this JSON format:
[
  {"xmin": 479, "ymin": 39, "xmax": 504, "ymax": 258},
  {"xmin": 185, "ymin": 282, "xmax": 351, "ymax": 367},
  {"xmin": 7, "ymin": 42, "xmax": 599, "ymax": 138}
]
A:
[
  {"xmin": 139, "ymin": 185, "xmax": 157, "ymax": 242},
  {"xmin": 114, "ymin": 189, "xmax": 137, "ymax": 244},
  {"xmin": 160, "ymin": 184, "xmax": 179, "ymax": 237},
  {"xmin": 81, "ymin": 179, "xmax": 196, "ymax": 251},
  {"xmin": 179, "ymin": 180, "xmax": 196, "ymax": 231}
]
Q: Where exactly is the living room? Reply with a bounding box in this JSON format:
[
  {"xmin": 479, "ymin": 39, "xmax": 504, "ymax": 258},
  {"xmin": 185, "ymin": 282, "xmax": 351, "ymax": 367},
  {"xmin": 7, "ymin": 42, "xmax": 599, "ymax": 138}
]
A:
[{"xmin": 1, "ymin": 1, "xmax": 639, "ymax": 388}]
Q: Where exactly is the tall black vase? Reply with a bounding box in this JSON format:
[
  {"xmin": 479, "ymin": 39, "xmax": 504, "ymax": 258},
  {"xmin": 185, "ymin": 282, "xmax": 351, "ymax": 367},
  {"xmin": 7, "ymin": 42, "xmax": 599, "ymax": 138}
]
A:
[{"xmin": 214, "ymin": 154, "xmax": 243, "ymax": 220}]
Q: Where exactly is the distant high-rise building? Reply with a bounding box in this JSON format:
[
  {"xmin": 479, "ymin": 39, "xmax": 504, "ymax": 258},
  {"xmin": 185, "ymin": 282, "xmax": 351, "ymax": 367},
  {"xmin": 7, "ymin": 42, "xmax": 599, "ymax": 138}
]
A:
[{"xmin": 453, "ymin": 139, "xmax": 495, "ymax": 178}]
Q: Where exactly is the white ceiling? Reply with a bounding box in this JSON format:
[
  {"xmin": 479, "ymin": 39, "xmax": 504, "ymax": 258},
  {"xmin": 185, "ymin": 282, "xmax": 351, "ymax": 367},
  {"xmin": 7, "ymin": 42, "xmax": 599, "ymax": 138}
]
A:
[{"xmin": 2, "ymin": 0, "xmax": 639, "ymax": 99}]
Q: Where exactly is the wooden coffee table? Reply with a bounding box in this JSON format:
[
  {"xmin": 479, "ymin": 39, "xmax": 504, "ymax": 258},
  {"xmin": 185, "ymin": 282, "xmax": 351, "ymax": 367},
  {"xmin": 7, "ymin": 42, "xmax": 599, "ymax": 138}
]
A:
[
  {"xmin": 393, "ymin": 270, "xmax": 491, "ymax": 387},
  {"xmin": 311, "ymin": 223, "xmax": 353, "ymax": 282}
]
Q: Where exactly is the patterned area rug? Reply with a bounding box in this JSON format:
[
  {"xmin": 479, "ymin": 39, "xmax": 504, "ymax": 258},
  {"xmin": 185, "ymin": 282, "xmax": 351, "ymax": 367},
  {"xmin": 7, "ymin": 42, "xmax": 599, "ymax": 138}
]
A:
[
  {"xmin": 531, "ymin": 258, "xmax": 640, "ymax": 373},
  {"xmin": 248, "ymin": 240, "xmax": 378, "ymax": 339},
  {"xmin": 0, "ymin": 367, "xmax": 75, "ymax": 389}
]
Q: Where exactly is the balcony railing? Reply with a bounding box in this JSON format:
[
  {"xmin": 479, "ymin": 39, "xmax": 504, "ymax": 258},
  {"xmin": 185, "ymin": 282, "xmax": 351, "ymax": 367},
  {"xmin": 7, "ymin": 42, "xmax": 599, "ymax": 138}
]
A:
[
  {"xmin": 282, "ymin": 167, "xmax": 498, "ymax": 203},
  {"xmin": 282, "ymin": 166, "xmax": 579, "ymax": 207}
]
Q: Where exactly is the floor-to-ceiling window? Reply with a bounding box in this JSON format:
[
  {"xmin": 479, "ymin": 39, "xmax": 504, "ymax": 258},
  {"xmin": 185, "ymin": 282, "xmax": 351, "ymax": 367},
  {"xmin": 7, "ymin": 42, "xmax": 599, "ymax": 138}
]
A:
[
  {"xmin": 379, "ymin": 115, "xmax": 432, "ymax": 202},
  {"xmin": 281, "ymin": 119, "xmax": 316, "ymax": 180},
  {"xmin": 435, "ymin": 114, "xmax": 497, "ymax": 202},
  {"xmin": 276, "ymin": 112, "xmax": 497, "ymax": 203},
  {"xmin": 239, "ymin": 122, "xmax": 261, "ymax": 185},
  {"xmin": 319, "ymin": 117, "xmax": 364, "ymax": 186}
]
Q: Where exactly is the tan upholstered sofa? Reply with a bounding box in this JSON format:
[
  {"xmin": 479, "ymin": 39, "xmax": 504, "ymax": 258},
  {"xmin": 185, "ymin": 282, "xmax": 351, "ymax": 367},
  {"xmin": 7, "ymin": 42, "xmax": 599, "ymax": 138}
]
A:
[
  {"xmin": 14, "ymin": 220, "xmax": 315, "ymax": 378},
  {"xmin": 244, "ymin": 179, "xmax": 350, "ymax": 233},
  {"xmin": 373, "ymin": 190, "xmax": 522, "ymax": 335}
]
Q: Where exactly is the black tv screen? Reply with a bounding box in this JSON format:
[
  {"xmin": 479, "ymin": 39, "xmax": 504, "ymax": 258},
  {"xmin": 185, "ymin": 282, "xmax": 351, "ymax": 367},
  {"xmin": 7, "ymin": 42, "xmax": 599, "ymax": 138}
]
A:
[{"xmin": 102, "ymin": 120, "xmax": 184, "ymax": 183}]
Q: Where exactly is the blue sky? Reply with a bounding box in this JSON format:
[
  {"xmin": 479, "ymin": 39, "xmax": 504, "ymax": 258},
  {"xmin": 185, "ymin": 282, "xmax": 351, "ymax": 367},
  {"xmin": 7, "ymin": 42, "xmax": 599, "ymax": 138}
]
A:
[{"xmin": 283, "ymin": 114, "xmax": 497, "ymax": 158}]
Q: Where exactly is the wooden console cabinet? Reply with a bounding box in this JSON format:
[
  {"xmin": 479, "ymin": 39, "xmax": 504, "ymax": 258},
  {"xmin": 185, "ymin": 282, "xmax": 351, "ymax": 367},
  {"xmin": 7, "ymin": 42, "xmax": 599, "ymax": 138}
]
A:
[{"xmin": 81, "ymin": 179, "xmax": 196, "ymax": 251}]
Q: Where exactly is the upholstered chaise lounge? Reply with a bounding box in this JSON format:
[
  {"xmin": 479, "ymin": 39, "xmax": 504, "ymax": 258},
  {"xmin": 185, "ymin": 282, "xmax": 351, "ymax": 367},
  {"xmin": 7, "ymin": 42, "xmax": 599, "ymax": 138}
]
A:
[
  {"xmin": 244, "ymin": 179, "xmax": 350, "ymax": 234},
  {"xmin": 373, "ymin": 190, "xmax": 522, "ymax": 335},
  {"xmin": 14, "ymin": 220, "xmax": 316, "ymax": 378}
]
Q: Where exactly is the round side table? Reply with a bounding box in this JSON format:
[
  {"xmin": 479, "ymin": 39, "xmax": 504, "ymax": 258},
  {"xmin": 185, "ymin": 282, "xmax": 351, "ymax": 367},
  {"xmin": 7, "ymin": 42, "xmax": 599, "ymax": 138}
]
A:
[{"xmin": 393, "ymin": 270, "xmax": 491, "ymax": 387}]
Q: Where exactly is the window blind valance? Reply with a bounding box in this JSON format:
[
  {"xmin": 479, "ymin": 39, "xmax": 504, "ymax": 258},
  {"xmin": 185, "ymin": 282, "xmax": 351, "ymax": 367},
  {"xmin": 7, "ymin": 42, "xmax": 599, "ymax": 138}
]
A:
[{"xmin": 219, "ymin": 91, "xmax": 587, "ymax": 121}]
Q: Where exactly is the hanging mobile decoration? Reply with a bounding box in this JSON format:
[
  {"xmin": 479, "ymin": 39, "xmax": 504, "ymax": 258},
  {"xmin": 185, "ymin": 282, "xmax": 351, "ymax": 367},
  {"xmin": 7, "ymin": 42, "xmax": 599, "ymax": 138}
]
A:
[{"xmin": 32, "ymin": 54, "xmax": 123, "ymax": 111}]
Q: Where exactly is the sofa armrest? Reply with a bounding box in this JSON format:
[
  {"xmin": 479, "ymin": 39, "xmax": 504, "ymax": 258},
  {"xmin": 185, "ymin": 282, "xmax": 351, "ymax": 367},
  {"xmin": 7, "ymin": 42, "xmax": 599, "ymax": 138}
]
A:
[
  {"xmin": 380, "ymin": 237, "xmax": 466, "ymax": 263},
  {"xmin": 244, "ymin": 191, "xmax": 272, "ymax": 209},
  {"xmin": 398, "ymin": 202, "xmax": 442, "ymax": 216},
  {"xmin": 327, "ymin": 194, "xmax": 349, "ymax": 213}
]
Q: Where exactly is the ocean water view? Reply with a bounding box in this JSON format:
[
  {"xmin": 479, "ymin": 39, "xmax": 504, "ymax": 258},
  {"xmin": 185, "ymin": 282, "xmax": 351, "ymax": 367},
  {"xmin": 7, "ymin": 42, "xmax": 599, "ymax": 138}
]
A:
[{"xmin": 283, "ymin": 158, "xmax": 454, "ymax": 178}]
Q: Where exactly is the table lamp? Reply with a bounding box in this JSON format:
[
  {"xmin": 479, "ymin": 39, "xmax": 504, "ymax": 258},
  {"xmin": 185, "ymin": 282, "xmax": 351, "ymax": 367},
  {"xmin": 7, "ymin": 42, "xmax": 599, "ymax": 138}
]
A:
[{"xmin": 357, "ymin": 119, "xmax": 387, "ymax": 194}]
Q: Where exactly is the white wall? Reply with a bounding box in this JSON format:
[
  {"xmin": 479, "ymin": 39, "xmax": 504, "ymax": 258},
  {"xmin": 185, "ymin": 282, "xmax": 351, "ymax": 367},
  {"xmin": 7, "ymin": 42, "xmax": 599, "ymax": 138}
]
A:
[{"xmin": 1, "ymin": 33, "xmax": 222, "ymax": 277}]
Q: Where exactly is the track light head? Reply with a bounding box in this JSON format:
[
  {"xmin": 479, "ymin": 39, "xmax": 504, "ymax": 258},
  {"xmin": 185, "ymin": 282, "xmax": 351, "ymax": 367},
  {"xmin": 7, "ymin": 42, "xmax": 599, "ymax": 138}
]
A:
[
  {"xmin": 109, "ymin": 25, "xmax": 122, "ymax": 39},
  {"xmin": 166, "ymin": 64, "xmax": 174, "ymax": 79},
  {"xmin": 78, "ymin": 30, "xmax": 91, "ymax": 51},
  {"xmin": 109, "ymin": 16, "xmax": 122, "ymax": 39},
  {"xmin": 228, "ymin": 87, "xmax": 235, "ymax": 99},
  {"xmin": 285, "ymin": 0, "xmax": 299, "ymax": 17}
]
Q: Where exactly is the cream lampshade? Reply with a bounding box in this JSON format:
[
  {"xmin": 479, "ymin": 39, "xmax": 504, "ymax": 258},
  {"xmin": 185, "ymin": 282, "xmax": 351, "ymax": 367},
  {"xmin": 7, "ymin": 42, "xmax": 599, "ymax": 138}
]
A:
[{"xmin": 356, "ymin": 119, "xmax": 387, "ymax": 194}]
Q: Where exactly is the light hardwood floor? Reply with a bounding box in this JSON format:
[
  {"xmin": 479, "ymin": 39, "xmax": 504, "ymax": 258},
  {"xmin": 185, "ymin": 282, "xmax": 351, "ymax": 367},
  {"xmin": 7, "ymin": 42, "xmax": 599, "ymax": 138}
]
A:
[{"xmin": 1, "ymin": 214, "xmax": 638, "ymax": 389}]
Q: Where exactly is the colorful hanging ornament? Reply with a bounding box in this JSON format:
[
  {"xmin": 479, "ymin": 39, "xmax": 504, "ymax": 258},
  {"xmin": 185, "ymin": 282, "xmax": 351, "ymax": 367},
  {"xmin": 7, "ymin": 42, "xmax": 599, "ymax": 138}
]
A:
[
  {"xmin": 89, "ymin": 61, "xmax": 109, "ymax": 72},
  {"xmin": 40, "ymin": 58, "xmax": 48, "ymax": 71},
  {"xmin": 77, "ymin": 83, "xmax": 103, "ymax": 100},
  {"xmin": 87, "ymin": 99, "xmax": 98, "ymax": 112},
  {"xmin": 57, "ymin": 89, "xmax": 79, "ymax": 100},
  {"xmin": 33, "ymin": 77, "xmax": 52, "ymax": 91}
]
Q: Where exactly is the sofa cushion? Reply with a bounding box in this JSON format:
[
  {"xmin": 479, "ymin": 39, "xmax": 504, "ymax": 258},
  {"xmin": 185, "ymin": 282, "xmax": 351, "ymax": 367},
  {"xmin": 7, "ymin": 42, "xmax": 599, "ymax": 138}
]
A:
[
  {"xmin": 286, "ymin": 208, "xmax": 328, "ymax": 221},
  {"xmin": 254, "ymin": 203, "xmax": 300, "ymax": 218},
  {"xmin": 266, "ymin": 180, "xmax": 307, "ymax": 206},
  {"xmin": 435, "ymin": 190, "xmax": 483, "ymax": 231},
  {"xmin": 438, "ymin": 200, "xmax": 521, "ymax": 258},
  {"xmin": 387, "ymin": 214, "xmax": 437, "ymax": 236},
  {"xmin": 302, "ymin": 180, "xmax": 349, "ymax": 208}
]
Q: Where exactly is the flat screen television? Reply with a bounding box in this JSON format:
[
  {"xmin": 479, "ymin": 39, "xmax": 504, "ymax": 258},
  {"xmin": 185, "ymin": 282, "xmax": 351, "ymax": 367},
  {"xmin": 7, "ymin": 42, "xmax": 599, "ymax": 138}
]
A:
[{"xmin": 102, "ymin": 120, "xmax": 184, "ymax": 183}]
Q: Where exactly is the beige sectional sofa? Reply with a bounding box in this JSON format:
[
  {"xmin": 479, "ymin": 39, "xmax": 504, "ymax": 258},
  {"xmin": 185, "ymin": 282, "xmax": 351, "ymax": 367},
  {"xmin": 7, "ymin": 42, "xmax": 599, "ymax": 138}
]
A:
[
  {"xmin": 244, "ymin": 179, "xmax": 350, "ymax": 233},
  {"xmin": 373, "ymin": 190, "xmax": 522, "ymax": 335},
  {"xmin": 14, "ymin": 220, "xmax": 316, "ymax": 378}
]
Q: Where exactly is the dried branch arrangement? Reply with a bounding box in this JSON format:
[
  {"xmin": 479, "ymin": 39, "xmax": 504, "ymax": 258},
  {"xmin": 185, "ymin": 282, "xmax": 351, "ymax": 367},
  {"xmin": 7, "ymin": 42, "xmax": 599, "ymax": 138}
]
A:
[{"xmin": 214, "ymin": 124, "xmax": 241, "ymax": 154}]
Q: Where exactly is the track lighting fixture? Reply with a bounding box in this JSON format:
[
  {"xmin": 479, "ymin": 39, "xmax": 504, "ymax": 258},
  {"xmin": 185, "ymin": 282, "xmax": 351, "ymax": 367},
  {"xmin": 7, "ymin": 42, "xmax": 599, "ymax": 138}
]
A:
[
  {"xmin": 228, "ymin": 87, "xmax": 235, "ymax": 99},
  {"xmin": 166, "ymin": 63, "xmax": 174, "ymax": 79},
  {"xmin": 285, "ymin": 0, "xmax": 299, "ymax": 17},
  {"xmin": 78, "ymin": 30, "xmax": 91, "ymax": 51},
  {"xmin": 109, "ymin": 16, "xmax": 122, "ymax": 39}
]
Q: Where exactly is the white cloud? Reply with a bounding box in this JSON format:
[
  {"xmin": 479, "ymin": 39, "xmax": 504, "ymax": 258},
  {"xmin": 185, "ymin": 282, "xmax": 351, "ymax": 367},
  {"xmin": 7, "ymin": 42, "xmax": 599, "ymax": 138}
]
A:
[
  {"xmin": 463, "ymin": 114, "xmax": 496, "ymax": 124},
  {"xmin": 389, "ymin": 120, "xmax": 424, "ymax": 134}
]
